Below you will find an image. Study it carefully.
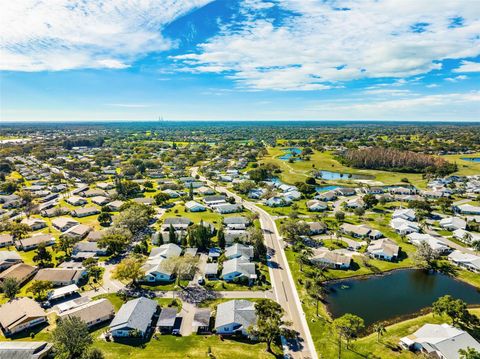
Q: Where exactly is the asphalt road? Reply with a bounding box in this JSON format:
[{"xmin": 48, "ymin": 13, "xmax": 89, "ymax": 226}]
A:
[{"xmin": 192, "ymin": 167, "xmax": 317, "ymax": 359}]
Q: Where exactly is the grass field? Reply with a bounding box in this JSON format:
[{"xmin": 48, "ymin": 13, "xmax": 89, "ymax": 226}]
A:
[{"xmin": 261, "ymin": 148, "xmax": 480, "ymax": 189}]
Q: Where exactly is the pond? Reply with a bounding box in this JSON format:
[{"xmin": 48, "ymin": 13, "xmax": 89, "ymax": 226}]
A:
[
  {"xmin": 317, "ymin": 170, "xmax": 374, "ymax": 180},
  {"xmin": 279, "ymin": 147, "xmax": 302, "ymax": 161},
  {"xmin": 461, "ymin": 157, "xmax": 480, "ymax": 162},
  {"xmin": 316, "ymin": 185, "xmax": 340, "ymax": 192},
  {"xmin": 325, "ymin": 269, "xmax": 480, "ymax": 327}
]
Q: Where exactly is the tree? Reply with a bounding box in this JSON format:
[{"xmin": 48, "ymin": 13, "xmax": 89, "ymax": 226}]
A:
[
  {"xmin": 83, "ymin": 348, "xmax": 105, "ymax": 359},
  {"xmin": 354, "ymin": 207, "xmax": 365, "ymax": 217},
  {"xmin": 335, "ymin": 211, "xmax": 345, "ymax": 222},
  {"xmin": 28, "ymin": 280, "xmax": 53, "ymax": 301},
  {"xmin": 297, "ymin": 247, "xmax": 313, "ymax": 272},
  {"xmin": 57, "ymin": 235, "xmax": 75, "ymax": 257},
  {"xmin": 33, "ymin": 243, "xmax": 52, "ymax": 267},
  {"xmin": 333, "ymin": 313, "xmax": 365, "ymax": 358},
  {"xmin": 52, "ymin": 316, "xmax": 93, "ymax": 359},
  {"xmin": 472, "ymin": 240, "xmax": 480, "ymax": 254},
  {"xmin": 168, "ymin": 224, "xmax": 177, "ymax": 244},
  {"xmin": 0, "ymin": 277, "xmax": 19, "ymax": 300},
  {"xmin": 188, "ymin": 183, "xmax": 194, "ymax": 200},
  {"xmin": 98, "ymin": 233, "xmax": 129, "ymax": 256},
  {"xmin": 248, "ymin": 299, "xmax": 295, "ymax": 353},
  {"xmin": 373, "ymin": 322, "xmax": 386, "ymax": 343},
  {"xmin": 413, "ymin": 241, "xmax": 438, "ymax": 269},
  {"xmin": 87, "ymin": 266, "xmax": 104, "ymax": 286},
  {"xmin": 363, "ymin": 194, "xmax": 378, "ymax": 209},
  {"xmin": 280, "ymin": 219, "xmax": 310, "ymax": 244},
  {"xmin": 162, "ymin": 254, "xmax": 199, "ymax": 286},
  {"xmin": 8, "ymin": 222, "xmax": 30, "ymax": 240},
  {"xmin": 217, "ymin": 226, "xmax": 226, "ymax": 249},
  {"xmin": 306, "ymin": 275, "xmax": 324, "ymax": 317},
  {"xmin": 98, "ymin": 212, "xmax": 112, "ymax": 226},
  {"xmin": 459, "ymin": 347, "xmax": 480, "ymax": 359},
  {"xmin": 432, "ymin": 295, "xmax": 470, "ymax": 326},
  {"xmin": 154, "ymin": 192, "xmax": 170, "ymax": 206},
  {"xmin": 112, "ymin": 256, "xmax": 145, "ymax": 287},
  {"xmin": 250, "ymin": 227, "xmax": 267, "ymax": 261},
  {"xmin": 113, "ymin": 203, "xmax": 154, "ymax": 236}
]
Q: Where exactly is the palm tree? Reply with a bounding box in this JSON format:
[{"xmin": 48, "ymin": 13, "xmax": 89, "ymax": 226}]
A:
[
  {"xmin": 373, "ymin": 322, "xmax": 386, "ymax": 343},
  {"xmin": 298, "ymin": 247, "xmax": 313, "ymax": 272},
  {"xmin": 472, "ymin": 240, "xmax": 480, "ymax": 254}
]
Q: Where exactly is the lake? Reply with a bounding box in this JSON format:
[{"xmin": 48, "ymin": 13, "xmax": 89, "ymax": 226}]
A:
[
  {"xmin": 325, "ymin": 269, "xmax": 480, "ymax": 326},
  {"xmin": 317, "ymin": 170, "xmax": 374, "ymax": 180},
  {"xmin": 316, "ymin": 185, "xmax": 340, "ymax": 192},
  {"xmin": 279, "ymin": 147, "xmax": 302, "ymax": 161},
  {"xmin": 461, "ymin": 157, "xmax": 480, "ymax": 162}
]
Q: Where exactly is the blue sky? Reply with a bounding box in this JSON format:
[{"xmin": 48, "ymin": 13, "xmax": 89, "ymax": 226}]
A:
[{"xmin": 1, "ymin": 0, "xmax": 479, "ymax": 122}]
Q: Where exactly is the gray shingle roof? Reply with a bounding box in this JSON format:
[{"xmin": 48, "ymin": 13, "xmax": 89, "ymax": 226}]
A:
[
  {"xmin": 109, "ymin": 297, "xmax": 157, "ymax": 333},
  {"xmin": 214, "ymin": 300, "xmax": 256, "ymax": 330}
]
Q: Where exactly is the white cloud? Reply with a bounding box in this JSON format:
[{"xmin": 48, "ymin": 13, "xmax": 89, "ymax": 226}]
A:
[
  {"xmin": 303, "ymin": 91, "xmax": 480, "ymax": 120},
  {"xmin": 175, "ymin": 0, "xmax": 480, "ymax": 90},
  {"xmin": 453, "ymin": 60, "xmax": 480, "ymax": 73},
  {"xmin": 0, "ymin": 0, "xmax": 211, "ymax": 71},
  {"xmin": 445, "ymin": 75, "xmax": 468, "ymax": 82}
]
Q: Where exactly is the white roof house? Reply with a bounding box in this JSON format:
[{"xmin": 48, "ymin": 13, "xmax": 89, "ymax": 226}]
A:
[
  {"xmin": 439, "ymin": 217, "xmax": 467, "ymax": 231},
  {"xmin": 456, "ymin": 204, "xmax": 480, "ymax": 215},
  {"xmin": 185, "ymin": 201, "xmax": 206, "ymax": 212},
  {"xmin": 225, "ymin": 243, "xmax": 254, "ymax": 261},
  {"xmin": 221, "ymin": 257, "xmax": 256, "ymax": 283},
  {"xmin": 392, "ymin": 208, "xmax": 416, "ymax": 221},
  {"xmin": 448, "ymin": 250, "xmax": 480, "ymax": 272},
  {"xmin": 390, "ymin": 218, "xmax": 420, "ymax": 235},
  {"xmin": 214, "ymin": 300, "xmax": 256, "ymax": 336},
  {"xmin": 453, "ymin": 229, "xmax": 480, "ymax": 244},
  {"xmin": 367, "ymin": 238, "xmax": 399, "ymax": 261},
  {"xmin": 400, "ymin": 323, "xmax": 480, "ymax": 359},
  {"xmin": 407, "ymin": 233, "xmax": 450, "ymax": 253}
]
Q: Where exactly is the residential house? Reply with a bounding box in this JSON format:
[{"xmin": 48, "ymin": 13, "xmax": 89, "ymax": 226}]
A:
[
  {"xmin": 61, "ymin": 224, "xmax": 92, "ymax": 240},
  {"xmin": 109, "ymin": 297, "xmax": 158, "ymax": 338},
  {"xmin": 162, "ymin": 217, "xmax": 192, "ymax": 231},
  {"xmin": 346, "ymin": 197, "xmax": 365, "ymax": 209},
  {"xmin": 59, "ymin": 299, "xmax": 115, "ymax": 328},
  {"xmin": 448, "ymin": 250, "xmax": 480, "ymax": 272},
  {"xmin": 203, "ymin": 195, "xmax": 227, "ymax": 206},
  {"xmin": 223, "ymin": 216, "xmax": 251, "ymax": 230},
  {"xmin": 214, "ymin": 300, "xmax": 256, "ymax": 336},
  {"xmin": 310, "ymin": 249, "xmax": 351, "ymax": 269},
  {"xmin": 399, "ymin": 323, "xmax": 480, "ymax": 358},
  {"xmin": 315, "ymin": 190, "xmax": 337, "ymax": 202},
  {"xmin": 221, "ymin": 257, "xmax": 257, "ymax": 283},
  {"xmin": 0, "ymin": 298, "xmax": 47, "ymax": 336},
  {"xmin": 16, "ymin": 234, "xmax": 55, "ymax": 251},
  {"xmin": 392, "ymin": 208, "xmax": 416, "ymax": 221},
  {"xmin": 185, "ymin": 201, "xmax": 206, "ymax": 212},
  {"xmin": 0, "ymin": 341, "xmax": 53, "ymax": 359},
  {"xmin": 106, "ymin": 200, "xmax": 124, "ymax": 211},
  {"xmin": 224, "ymin": 229, "xmax": 247, "ymax": 245},
  {"xmin": 307, "ymin": 222, "xmax": 327, "ymax": 235},
  {"xmin": 336, "ymin": 187, "xmax": 356, "ymax": 196},
  {"xmin": 225, "ymin": 243, "xmax": 254, "ymax": 260},
  {"xmin": 390, "ymin": 218, "xmax": 420, "ymax": 235},
  {"xmin": 0, "ymin": 251, "xmax": 22, "ymax": 271},
  {"xmin": 306, "ymin": 200, "xmax": 328, "ymax": 212},
  {"xmin": 47, "ymin": 284, "xmax": 79, "ymax": 301},
  {"xmin": 91, "ymin": 196, "xmax": 110, "ymax": 206},
  {"xmin": 367, "ymin": 238, "xmax": 400, "ymax": 261},
  {"xmin": 453, "ymin": 229, "xmax": 480, "ymax": 244},
  {"xmin": 439, "ymin": 217, "xmax": 467, "ymax": 231},
  {"xmin": 0, "ymin": 263, "xmax": 37, "ymax": 285},
  {"xmin": 66, "ymin": 196, "xmax": 87, "ymax": 206},
  {"xmin": 264, "ymin": 196, "xmax": 292, "ymax": 207},
  {"xmin": 193, "ymin": 309, "xmax": 211, "ymax": 334},
  {"xmin": 157, "ymin": 308, "xmax": 178, "ymax": 334},
  {"xmin": 20, "ymin": 218, "xmax": 47, "ymax": 231},
  {"xmin": 72, "ymin": 241, "xmax": 107, "ymax": 259},
  {"xmin": 0, "ymin": 234, "xmax": 14, "ymax": 248},
  {"xmin": 82, "ymin": 189, "xmax": 107, "ymax": 198},
  {"xmin": 142, "ymin": 244, "xmax": 182, "ymax": 282},
  {"xmin": 72, "ymin": 207, "xmax": 100, "ymax": 218},
  {"xmin": 196, "ymin": 186, "xmax": 215, "ymax": 195},
  {"xmin": 204, "ymin": 263, "xmax": 219, "ymax": 279},
  {"xmin": 133, "ymin": 197, "xmax": 154, "ymax": 206},
  {"xmin": 407, "ymin": 233, "xmax": 450, "ymax": 253},
  {"xmin": 215, "ymin": 203, "xmax": 242, "ymax": 214},
  {"xmin": 52, "ymin": 217, "xmax": 79, "ymax": 232},
  {"xmin": 456, "ymin": 204, "xmax": 480, "ymax": 215},
  {"xmin": 33, "ymin": 268, "xmax": 85, "ymax": 286}
]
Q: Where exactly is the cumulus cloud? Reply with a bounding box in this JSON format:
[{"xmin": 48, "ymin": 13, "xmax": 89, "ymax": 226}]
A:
[
  {"xmin": 174, "ymin": 0, "xmax": 480, "ymax": 90},
  {"xmin": 0, "ymin": 0, "xmax": 211, "ymax": 71},
  {"xmin": 453, "ymin": 60, "xmax": 480, "ymax": 73}
]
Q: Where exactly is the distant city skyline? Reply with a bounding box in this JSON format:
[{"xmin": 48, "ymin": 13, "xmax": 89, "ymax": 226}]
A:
[{"xmin": 1, "ymin": 0, "xmax": 479, "ymax": 122}]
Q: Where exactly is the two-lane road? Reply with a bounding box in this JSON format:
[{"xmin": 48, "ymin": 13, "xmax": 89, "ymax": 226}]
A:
[{"xmin": 192, "ymin": 167, "xmax": 317, "ymax": 359}]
